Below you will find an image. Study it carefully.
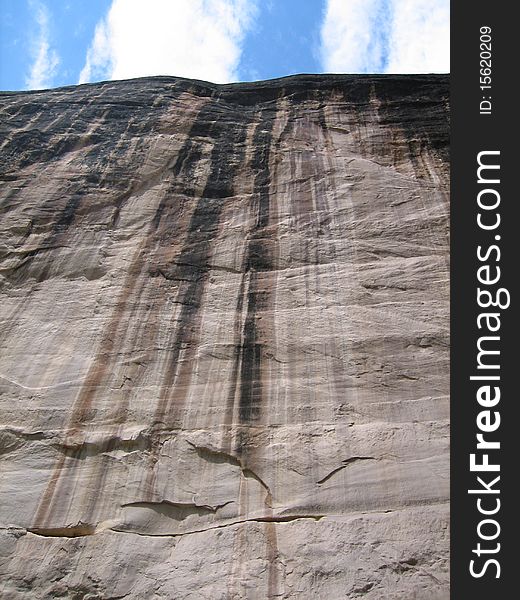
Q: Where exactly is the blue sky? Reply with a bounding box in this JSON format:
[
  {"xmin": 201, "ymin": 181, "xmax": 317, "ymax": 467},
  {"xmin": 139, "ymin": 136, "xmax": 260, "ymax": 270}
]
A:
[{"xmin": 0, "ymin": 0, "xmax": 449, "ymax": 91}]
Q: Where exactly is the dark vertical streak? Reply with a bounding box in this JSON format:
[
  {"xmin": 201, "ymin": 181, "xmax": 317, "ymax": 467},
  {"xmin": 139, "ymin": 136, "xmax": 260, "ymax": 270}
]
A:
[
  {"xmin": 236, "ymin": 106, "xmax": 276, "ymax": 424},
  {"xmin": 149, "ymin": 99, "xmax": 253, "ymax": 434},
  {"xmin": 224, "ymin": 274, "xmax": 246, "ymax": 431},
  {"xmin": 33, "ymin": 90, "xmax": 210, "ymax": 525},
  {"xmin": 372, "ymin": 77, "xmax": 450, "ymax": 177}
]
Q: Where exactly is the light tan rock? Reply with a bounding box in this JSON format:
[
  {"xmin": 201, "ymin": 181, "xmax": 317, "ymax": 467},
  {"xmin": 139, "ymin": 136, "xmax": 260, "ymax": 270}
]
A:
[{"xmin": 0, "ymin": 74, "xmax": 449, "ymax": 598}]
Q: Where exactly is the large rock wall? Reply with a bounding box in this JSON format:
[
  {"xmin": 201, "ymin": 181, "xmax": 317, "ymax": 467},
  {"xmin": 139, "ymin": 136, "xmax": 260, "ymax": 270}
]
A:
[{"xmin": 0, "ymin": 74, "xmax": 449, "ymax": 599}]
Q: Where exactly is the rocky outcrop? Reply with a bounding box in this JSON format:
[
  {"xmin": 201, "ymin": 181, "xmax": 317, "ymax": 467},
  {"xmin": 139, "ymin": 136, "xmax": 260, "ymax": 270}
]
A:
[{"xmin": 0, "ymin": 74, "xmax": 449, "ymax": 598}]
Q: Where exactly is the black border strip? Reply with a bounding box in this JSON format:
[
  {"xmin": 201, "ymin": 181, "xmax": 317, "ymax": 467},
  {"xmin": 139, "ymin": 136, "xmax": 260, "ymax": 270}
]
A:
[{"xmin": 451, "ymin": 2, "xmax": 515, "ymax": 596}]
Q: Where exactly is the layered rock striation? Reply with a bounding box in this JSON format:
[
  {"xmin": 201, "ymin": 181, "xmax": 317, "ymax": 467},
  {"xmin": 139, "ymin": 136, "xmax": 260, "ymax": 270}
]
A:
[{"xmin": 0, "ymin": 74, "xmax": 449, "ymax": 598}]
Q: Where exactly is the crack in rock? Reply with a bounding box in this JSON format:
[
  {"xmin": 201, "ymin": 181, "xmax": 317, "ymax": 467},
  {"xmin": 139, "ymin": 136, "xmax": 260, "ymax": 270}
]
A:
[
  {"xmin": 120, "ymin": 499, "xmax": 234, "ymax": 521},
  {"xmin": 27, "ymin": 522, "xmax": 96, "ymax": 538},
  {"xmin": 186, "ymin": 441, "xmax": 273, "ymax": 507},
  {"xmin": 23, "ymin": 515, "xmax": 325, "ymax": 540},
  {"xmin": 53, "ymin": 431, "xmax": 153, "ymax": 457},
  {"xmin": 317, "ymin": 457, "xmax": 375, "ymax": 485},
  {"xmin": 112, "ymin": 513, "xmax": 325, "ymax": 538}
]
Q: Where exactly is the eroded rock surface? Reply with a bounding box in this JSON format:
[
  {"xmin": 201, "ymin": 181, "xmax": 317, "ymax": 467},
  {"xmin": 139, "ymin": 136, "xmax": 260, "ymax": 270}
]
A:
[{"xmin": 0, "ymin": 74, "xmax": 449, "ymax": 599}]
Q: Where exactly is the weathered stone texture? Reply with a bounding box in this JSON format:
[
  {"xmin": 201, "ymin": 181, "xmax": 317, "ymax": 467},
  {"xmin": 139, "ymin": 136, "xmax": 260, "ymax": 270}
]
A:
[{"xmin": 0, "ymin": 74, "xmax": 449, "ymax": 598}]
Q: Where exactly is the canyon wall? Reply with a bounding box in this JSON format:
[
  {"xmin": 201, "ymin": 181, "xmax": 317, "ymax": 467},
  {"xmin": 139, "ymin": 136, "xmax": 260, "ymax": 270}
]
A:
[{"xmin": 0, "ymin": 74, "xmax": 450, "ymax": 599}]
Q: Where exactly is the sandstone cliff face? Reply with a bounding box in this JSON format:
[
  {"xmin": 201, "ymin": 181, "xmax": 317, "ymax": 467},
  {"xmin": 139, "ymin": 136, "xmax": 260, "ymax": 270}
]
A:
[{"xmin": 0, "ymin": 74, "xmax": 449, "ymax": 599}]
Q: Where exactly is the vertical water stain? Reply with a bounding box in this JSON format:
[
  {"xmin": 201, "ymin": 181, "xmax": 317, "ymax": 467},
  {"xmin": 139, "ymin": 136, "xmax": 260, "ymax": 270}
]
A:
[
  {"xmin": 149, "ymin": 98, "xmax": 253, "ymax": 428},
  {"xmin": 236, "ymin": 106, "xmax": 276, "ymax": 426},
  {"xmin": 140, "ymin": 94, "xmax": 257, "ymax": 496},
  {"xmin": 266, "ymin": 521, "xmax": 280, "ymax": 599},
  {"xmin": 32, "ymin": 90, "xmax": 211, "ymax": 526}
]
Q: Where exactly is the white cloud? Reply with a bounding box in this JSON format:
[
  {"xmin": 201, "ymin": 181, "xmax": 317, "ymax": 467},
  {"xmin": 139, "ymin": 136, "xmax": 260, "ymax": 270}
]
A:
[
  {"xmin": 320, "ymin": 0, "xmax": 449, "ymax": 74},
  {"xmin": 79, "ymin": 0, "xmax": 257, "ymax": 85},
  {"xmin": 385, "ymin": 0, "xmax": 449, "ymax": 73},
  {"xmin": 25, "ymin": 1, "xmax": 60, "ymax": 89}
]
